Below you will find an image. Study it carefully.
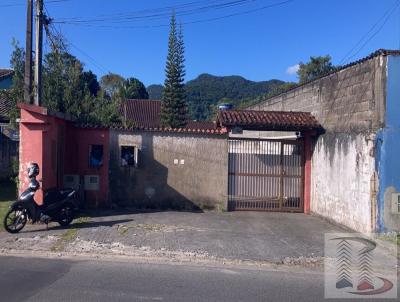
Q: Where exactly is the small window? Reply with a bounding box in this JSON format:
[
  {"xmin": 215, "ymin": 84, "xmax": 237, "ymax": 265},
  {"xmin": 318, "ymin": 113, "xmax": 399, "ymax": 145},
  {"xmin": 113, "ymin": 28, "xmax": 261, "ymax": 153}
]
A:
[
  {"xmin": 89, "ymin": 145, "xmax": 104, "ymax": 168},
  {"xmin": 121, "ymin": 146, "xmax": 136, "ymax": 167}
]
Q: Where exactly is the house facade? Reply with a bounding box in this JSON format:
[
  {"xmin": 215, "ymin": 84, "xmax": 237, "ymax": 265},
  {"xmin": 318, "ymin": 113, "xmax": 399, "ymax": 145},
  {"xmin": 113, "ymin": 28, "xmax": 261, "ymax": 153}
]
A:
[
  {"xmin": 16, "ymin": 49, "xmax": 400, "ymax": 235},
  {"xmin": 18, "ymin": 100, "xmax": 318, "ymax": 215}
]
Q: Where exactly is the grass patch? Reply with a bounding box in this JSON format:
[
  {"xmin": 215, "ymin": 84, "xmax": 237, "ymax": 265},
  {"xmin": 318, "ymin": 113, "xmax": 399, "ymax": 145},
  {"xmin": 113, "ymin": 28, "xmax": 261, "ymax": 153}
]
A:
[
  {"xmin": 74, "ymin": 216, "xmax": 91, "ymax": 225},
  {"xmin": 59, "ymin": 228, "xmax": 78, "ymax": 242},
  {"xmin": 51, "ymin": 228, "xmax": 78, "ymax": 252},
  {"xmin": 0, "ymin": 180, "xmax": 16, "ymax": 232},
  {"xmin": 51, "ymin": 216, "xmax": 91, "ymax": 252},
  {"xmin": 379, "ymin": 232, "xmax": 400, "ymax": 246}
]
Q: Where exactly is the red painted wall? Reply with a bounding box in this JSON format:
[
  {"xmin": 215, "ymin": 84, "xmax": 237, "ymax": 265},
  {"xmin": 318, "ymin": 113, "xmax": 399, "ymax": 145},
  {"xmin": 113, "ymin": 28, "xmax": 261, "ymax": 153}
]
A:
[
  {"xmin": 19, "ymin": 104, "xmax": 110, "ymax": 207},
  {"xmin": 19, "ymin": 107, "xmax": 47, "ymax": 204},
  {"xmin": 66, "ymin": 128, "xmax": 110, "ymax": 207}
]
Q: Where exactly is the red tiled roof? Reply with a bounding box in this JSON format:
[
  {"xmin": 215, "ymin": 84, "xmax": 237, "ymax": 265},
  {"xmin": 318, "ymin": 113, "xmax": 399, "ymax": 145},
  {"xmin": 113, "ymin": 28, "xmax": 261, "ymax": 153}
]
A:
[
  {"xmin": 0, "ymin": 69, "xmax": 14, "ymax": 79},
  {"xmin": 119, "ymin": 99, "xmax": 217, "ymax": 130},
  {"xmin": 217, "ymin": 110, "xmax": 321, "ymax": 131},
  {"xmin": 120, "ymin": 99, "xmax": 161, "ymax": 128},
  {"xmin": 186, "ymin": 120, "xmax": 216, "ymax": 130},
  {"xmin": 0, "ymin": 96, "xmax": 11, "ymax": 123},
  {"xmin": 109, "ymin": 123, "xmax": 225, "ymax": 135}
]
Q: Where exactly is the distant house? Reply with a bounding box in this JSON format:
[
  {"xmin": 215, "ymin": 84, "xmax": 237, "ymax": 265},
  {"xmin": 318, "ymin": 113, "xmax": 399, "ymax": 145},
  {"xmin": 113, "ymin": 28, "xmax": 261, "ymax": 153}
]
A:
[
  {"xmin": 0, "ymin": 69, "xmax": 13, "ymax": 89},
  {"xmin": 119, "ymin": 99, "xmax": 216, "ymax": 130},
  {"xmin": 0, "ymin": 69, "xmax": 18, "ymax": 180}
]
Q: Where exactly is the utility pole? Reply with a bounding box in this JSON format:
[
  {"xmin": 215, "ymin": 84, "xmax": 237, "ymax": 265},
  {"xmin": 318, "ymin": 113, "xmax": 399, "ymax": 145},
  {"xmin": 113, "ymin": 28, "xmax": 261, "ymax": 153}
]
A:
[
  {"xmin": 34, "ymin": 0, "xmax": 43, "ymax": 106},
  {"xmin": 24, "ymin": 0, "xmax": 33, "ymax": 104}
]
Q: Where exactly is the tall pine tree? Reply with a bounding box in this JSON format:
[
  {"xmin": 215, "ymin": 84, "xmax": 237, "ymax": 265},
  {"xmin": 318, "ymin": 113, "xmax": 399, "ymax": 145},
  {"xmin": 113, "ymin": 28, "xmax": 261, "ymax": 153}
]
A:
[{"xmin": 161, "ymin": 13, "xmax": 187, "ymax": 128}]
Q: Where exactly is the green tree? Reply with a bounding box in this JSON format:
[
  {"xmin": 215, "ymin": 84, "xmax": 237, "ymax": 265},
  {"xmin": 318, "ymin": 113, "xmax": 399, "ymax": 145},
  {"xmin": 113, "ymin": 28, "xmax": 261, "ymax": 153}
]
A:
[
  {"xmin": 43, "ymin": 50, "xmax": 86, "ymax": 116},
  {"xmin": 160, "ymin": 14, "xmax": 187, "ymax": 128},
  {"xmin": 147, "ymin": 84, "xmax": 163, "ymax": 99},
  {"xmin": 297, "ymin": 55, "xmax": 336, "ymax": 84},
  {"xmin": 82, "ymin": 70, "xmax": 100, "ymax": 97},
  {"xmin": 100, "ymin": 73, "xmax": 125, "ymax": 98},
  {"xmin": 2, "ymin": 36, "xmax": 120, "ymax": 127},
  {"xmin": 0, "ymin": 40, "xmax": 25, "ymax": 128},
  {"xmin": 118, "ymin": 77, "xmax": 149, "ymax": 99}
]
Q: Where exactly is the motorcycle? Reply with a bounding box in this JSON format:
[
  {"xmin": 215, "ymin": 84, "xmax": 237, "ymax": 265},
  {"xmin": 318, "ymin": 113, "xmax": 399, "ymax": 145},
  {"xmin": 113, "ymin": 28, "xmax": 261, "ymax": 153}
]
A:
[{"xmin": 3, "ymin": 163, "xmax": 79, "ymax": 234}]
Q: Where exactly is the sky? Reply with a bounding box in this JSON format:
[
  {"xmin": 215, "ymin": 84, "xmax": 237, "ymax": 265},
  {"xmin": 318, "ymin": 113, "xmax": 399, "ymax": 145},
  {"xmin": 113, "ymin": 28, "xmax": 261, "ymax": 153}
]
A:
[{"xmin": 0, "ymin": 0, "xmax": 399, "ymax": 86}]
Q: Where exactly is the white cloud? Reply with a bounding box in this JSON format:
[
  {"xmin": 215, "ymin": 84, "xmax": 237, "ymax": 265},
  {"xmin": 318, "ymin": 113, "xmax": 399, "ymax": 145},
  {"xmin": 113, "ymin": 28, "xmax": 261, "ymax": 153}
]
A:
[{"xmin": 286, "ymin": 64, "xmax": 300, "ymax": 75}]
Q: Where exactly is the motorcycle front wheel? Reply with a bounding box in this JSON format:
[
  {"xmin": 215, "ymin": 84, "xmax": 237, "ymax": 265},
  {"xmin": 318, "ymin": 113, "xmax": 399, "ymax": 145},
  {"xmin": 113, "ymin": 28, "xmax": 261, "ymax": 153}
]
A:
[
  {"xmin": 57, "ymin": 205, "xmax": 74, "ymax": 226},
  {"xmin": 3, "ymin": 208, "xmax": 28, "ymax": 233}
]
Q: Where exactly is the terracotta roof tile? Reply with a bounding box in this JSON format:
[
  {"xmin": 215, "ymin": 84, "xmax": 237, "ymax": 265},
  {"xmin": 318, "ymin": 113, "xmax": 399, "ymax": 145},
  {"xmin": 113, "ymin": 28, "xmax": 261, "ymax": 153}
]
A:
[
  {"xmin": 77, "ymin": 122, "xmax": 226, "ymax": 135},
  {"xmin": 0, "ymin": 69, "xmax": 14, "ymax": 79},
  {"xmin": 120, "ymin": 99, "xmax": 161, "ymax": 128},
  {"xmin": 217, "ymin": 110, "xmax": 321, "ymax": 131},
  {"xmin": 119, "ymin": 99, "xmax": 217, "ymax": 131},
  {"xmin": 0, "ymin": 96, "xmax": 11, "ymax": 123}
]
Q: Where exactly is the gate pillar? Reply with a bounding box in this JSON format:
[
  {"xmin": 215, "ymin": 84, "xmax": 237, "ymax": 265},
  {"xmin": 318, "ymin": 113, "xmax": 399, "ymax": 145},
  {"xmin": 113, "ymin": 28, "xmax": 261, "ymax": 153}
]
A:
[{"xmin": 303, "ymin": 130, "xmax": 316, "ymax": 214}]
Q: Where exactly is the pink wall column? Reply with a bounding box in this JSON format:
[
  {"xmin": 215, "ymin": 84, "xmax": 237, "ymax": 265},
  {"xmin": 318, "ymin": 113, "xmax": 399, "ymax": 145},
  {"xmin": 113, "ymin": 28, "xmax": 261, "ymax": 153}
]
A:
[
  {"xmin": 18, "ymin": 104, "xmax": 60, "ymax": 204},
  {"xmin": 19, "ymin": 104, "xmax": 111, "ymax": 208}
]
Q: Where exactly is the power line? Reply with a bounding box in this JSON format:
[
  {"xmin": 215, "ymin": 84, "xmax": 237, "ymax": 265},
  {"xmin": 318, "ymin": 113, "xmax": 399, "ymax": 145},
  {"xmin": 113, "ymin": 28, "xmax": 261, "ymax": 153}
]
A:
[
  {"xmin": 54, "ymin": 0, "xmax": 259, "ymax": 25},
  {"xmin": 339, "ymin": 0, "xmax": 400, "ymax": 65},
  {"xmin": 0, "ymin": 0, "xmax": 71, "ymax": 8},
  {"xmin": 54, "ymin": 0, "xmax": 226, "ymax": 22},
  {"xmin": 55, "ymin": 0, "xmax": 294, "ymax": 29},
  {"xmin": 45, "ymin": 19, "xmax": 110, "ymax": 74}
]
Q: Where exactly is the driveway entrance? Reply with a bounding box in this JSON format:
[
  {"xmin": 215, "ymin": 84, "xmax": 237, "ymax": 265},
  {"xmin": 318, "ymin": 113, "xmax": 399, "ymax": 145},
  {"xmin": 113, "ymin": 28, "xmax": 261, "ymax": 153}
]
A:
[{"xmin": 228, "ymin": 138, "xmax": 304, "ymax": 212}]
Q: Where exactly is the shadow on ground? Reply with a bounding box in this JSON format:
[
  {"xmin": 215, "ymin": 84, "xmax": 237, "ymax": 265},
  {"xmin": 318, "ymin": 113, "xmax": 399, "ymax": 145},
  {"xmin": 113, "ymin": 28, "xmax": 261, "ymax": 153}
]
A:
[
  {"xmin": 79, "ymin": 207, "xmax": 203, "ymax": 219},
  {"xmin": 20, "ymin": 218, "xmax": 134, "ymax": 233}
]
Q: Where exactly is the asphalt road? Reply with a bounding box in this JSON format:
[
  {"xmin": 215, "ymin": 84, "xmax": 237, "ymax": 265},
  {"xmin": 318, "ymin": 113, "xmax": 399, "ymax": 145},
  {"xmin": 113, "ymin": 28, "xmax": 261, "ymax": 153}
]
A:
[{"xmin": 0, "ymin": 256, "xmax": 396, "ymax": 302}]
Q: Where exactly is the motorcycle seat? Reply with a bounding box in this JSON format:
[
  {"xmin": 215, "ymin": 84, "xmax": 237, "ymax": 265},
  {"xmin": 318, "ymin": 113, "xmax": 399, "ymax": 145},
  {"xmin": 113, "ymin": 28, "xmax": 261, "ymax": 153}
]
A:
[{"xmin": 44, "ymin": 188, "xmax": 75, "ymax": 205}]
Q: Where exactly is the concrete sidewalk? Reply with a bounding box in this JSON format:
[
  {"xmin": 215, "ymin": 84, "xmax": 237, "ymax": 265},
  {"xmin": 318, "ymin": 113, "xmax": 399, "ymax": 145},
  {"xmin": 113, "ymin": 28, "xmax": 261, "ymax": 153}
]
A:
[{"xmin": 0, "ymin": 211, "xmax": 346, "ymax": 264}]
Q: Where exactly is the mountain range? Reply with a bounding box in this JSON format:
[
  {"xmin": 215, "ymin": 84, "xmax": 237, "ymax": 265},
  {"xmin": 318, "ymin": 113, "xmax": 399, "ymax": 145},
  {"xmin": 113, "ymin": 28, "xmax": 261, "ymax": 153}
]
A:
[{"xmin": 147, "ymin": 73, "xmax": 285, "ymax": 121}]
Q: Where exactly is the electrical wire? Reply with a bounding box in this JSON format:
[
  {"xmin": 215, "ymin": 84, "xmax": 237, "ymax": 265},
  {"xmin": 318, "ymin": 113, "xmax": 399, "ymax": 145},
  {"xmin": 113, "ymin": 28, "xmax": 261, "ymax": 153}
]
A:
[
  {"xmin": 47, "ymin": 21, "xmax": 110, "ymax": 74},
  {"xmin": 54, "ymin": 0, "xmax": 294, "ymax": 29},
  {"xmin": 54, "ymin": 0, "xmax": 259, "ymax": 25},
  {"xmin": 0, "ymin": 0, "xmax": 72, "ymax": 8},
  {"xmin": 339, "ymin": 0, "xmax": 400, "ymax": 65}
]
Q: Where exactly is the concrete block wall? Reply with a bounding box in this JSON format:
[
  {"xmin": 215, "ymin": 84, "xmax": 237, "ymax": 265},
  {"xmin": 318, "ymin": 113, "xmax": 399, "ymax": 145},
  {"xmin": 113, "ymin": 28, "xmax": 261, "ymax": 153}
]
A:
[
  {"xmin": 109, "ymin": 130, "xmax": 228, "ymax": 211},
  {"xmin": 248, "ymin": 55, "xmax": 387, "ymax": 233},
  {"xmin": 249, "ymin": 56, "xmax": 386, "ymax": 132}
]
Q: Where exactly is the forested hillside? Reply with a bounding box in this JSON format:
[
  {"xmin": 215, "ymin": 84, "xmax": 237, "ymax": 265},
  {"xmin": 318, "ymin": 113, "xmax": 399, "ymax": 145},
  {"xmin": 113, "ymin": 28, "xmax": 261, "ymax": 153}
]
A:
[
  {"xmin": 147, "ymin": 84, "xmax": 163, "ymax": 100},
  {"xmin": 148, "ymin": 73, "xmax": 285, "ymax": 120}
]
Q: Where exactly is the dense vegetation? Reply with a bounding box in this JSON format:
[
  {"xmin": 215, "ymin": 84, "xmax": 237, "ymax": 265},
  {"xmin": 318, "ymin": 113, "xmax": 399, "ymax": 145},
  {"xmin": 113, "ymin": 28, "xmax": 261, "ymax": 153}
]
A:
[
  {"xmin": 147, "ymin": 84, "xmax": 163, "ymax": 100},
  {"xmin": 148, "ymin": 74, "xmax": 284, "ymax": 120},
  {"xmin": 1, "ymin": 39, "xmax": 150, "ymax": 128}
]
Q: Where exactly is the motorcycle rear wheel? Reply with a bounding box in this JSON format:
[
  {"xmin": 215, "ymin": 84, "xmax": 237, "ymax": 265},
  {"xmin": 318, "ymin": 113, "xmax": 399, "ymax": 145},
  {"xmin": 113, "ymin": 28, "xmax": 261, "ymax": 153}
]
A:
[
  {"xmin": 3, "ymin": 208, "xmax": 27, "ymax": 233},
  {"xmin": 58, "ymin": 205, "xmax": 74, "ymax": 226}
]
